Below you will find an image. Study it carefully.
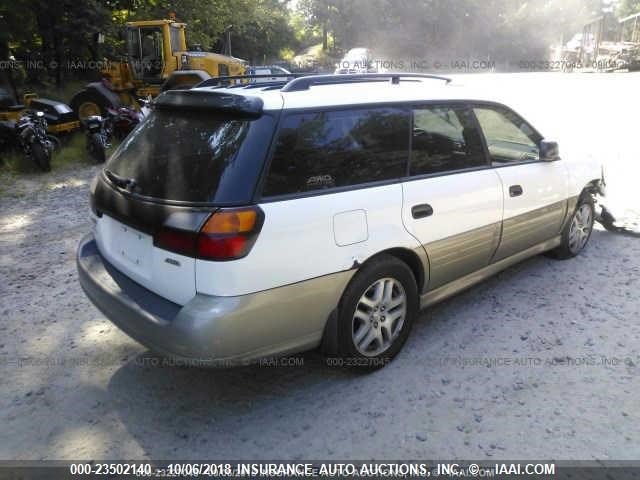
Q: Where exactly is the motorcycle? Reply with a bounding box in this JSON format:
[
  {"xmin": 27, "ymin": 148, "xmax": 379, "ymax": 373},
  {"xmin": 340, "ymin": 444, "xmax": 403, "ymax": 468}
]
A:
[
  {"xmin": 84, "ymin": 114, "xmax": 110, "ymax": 164},
  {"xmin": 83, "ymin": 101, "xmax": 148, "ymax": 163},
  {"xmin": 0, "ymin": 110, "xmax": 58, "ymax": 171},
  {"xmin": 107, "ymin": 105, "xmax": 145, "ymax": 140}
]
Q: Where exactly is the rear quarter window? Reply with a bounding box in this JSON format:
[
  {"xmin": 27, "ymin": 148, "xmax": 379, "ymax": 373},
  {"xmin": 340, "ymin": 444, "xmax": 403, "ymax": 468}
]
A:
[{"xmin": 262, "ymin": 107, "xmax": 410, "ymax": 197}]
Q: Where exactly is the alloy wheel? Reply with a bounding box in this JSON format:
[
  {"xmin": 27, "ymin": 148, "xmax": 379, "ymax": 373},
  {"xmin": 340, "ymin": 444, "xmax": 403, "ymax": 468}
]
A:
[
  {"xmin": 352, "ymin": 277, "xmax": 407, "ymax": 357},
  {"xmin": 568, "ymin": 203, "xmax": 593, "ymax": 254}
]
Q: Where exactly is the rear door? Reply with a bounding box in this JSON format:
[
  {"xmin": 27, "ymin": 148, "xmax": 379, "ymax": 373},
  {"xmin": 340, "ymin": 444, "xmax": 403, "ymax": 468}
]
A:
[
  {"xmin": 198, "ymin": 106, "xmax": 419, "ymax": 297},
  {"xmin": 401, "ymin": 104, "xmax": 503, "ymax": 291},
  {"xmin": 472, "ymin": 104, "xmax": 569, "ymax": 261}
]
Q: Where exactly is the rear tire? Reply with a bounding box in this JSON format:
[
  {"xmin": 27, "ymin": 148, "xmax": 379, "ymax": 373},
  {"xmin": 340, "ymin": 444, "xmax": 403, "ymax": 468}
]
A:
[
  {"xmin": 335, "ymin": 254, "xmax": 418, "ymax": 369},
  {"xmin": 71, "ymin": 90, "xmax": 117, "ymax": 121},
  {"xmin": 548, "ymin": 194, "xmax": 594, "ymax": 259}
]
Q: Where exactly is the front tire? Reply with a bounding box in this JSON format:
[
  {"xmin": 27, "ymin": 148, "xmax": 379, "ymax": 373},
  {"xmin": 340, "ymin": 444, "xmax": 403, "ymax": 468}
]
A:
[
  {"xmin": 30, "ymin": 141, "xmax": 51, "ymax": 172},
  {"xmin": 336, "ymin": 254, "xmax": 418, "ymax": 368},
  {"xmin": 549, "ymin": 195, "xmax": 594, "ymax": 259},
  {"xmin": 87, "ymin": 132, "xmax": 106, "ymax": 163},
  {"xmin": 46, "ymin": 134, "xmax": 61, "ymax": 151}
]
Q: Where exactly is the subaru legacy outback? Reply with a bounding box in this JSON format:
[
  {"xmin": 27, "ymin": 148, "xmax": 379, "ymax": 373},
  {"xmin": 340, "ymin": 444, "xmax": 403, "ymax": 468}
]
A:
[{"xmin": 77, "ymin": 73, "xmax": 604, "ymax": 367}]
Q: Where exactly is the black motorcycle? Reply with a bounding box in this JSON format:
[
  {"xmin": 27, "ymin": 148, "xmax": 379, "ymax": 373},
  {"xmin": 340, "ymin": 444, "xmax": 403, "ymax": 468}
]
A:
[
  {"xmin": 0, "ymin": 110, "xmax": 58, "ymax": 171},
  {"xmin": 83, "ymin": 103, "xmax": 146, "ymax": 163},
  {"xmin": 84, "ymin": 115, "xmax": 110, "ymax": 164}
]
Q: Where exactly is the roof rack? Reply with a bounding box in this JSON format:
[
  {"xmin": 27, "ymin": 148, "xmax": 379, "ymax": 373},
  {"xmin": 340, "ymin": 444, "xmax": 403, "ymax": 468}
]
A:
[
  {"xmin": 196, "ymin": 73, "xmax": 307, "ymax": 89},
  {"xmin": 280, "ymin": 73, "xmax": 452, "ymax": 92},
  {"xmin": 194, "ymin": 72, "xmax": 453, "ymax": 92}
]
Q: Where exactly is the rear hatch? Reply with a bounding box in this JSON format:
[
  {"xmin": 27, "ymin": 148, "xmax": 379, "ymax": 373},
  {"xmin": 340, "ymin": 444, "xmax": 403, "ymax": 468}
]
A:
[{"xmin": 91, "ymin": 90, "xmax": 277, "ymax": 305}]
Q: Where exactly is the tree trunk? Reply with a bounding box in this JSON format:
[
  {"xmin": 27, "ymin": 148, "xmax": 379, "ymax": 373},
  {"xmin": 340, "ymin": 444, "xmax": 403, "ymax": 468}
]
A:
[
  {"xmin": 52, "ymin": 30, "xmax": 63, "ymax": 87},
  {"xmin": 322, "ymin": 24, "xmax": 328, "ymax": 50},
  {"xmin": 0, "ymin": 41, "xmax": 8, "ymax": 60}
]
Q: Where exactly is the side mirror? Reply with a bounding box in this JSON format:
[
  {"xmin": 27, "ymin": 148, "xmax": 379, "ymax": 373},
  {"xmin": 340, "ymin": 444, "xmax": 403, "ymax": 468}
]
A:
[{"xmin": 540, "ymin": 139, "xmax": 560, "ymax": 161}]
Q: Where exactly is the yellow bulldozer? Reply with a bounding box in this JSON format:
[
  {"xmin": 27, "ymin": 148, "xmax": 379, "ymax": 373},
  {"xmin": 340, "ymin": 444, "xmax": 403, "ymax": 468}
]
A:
[{"xmin": 70, "ymin": 18, "xmax": 247, "ymax": 120}]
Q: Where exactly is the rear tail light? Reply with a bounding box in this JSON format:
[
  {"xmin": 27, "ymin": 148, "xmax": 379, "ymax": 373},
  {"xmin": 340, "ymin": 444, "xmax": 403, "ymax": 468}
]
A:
[
  {"xmin": 154, "ymin": 206, "xmax": 264, "ymax": 261},
  {"xmin": 155, "ymin": 228, "xmax": 197, "ymax": 255}
]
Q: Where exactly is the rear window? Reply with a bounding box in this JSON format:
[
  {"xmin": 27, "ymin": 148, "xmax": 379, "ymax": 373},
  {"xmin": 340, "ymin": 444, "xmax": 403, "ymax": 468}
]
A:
[
  {"xmin": 262, "ymin": 107, "xmax": 410, "ymax": 197},
  {"xmin": 104, "ymin": 109, "xmax": 275, "ymax": 204}
]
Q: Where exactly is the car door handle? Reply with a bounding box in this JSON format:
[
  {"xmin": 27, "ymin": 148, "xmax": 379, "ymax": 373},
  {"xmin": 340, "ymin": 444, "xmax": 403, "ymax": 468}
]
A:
[
  {"xmin": 509, "ymin": 185, "xmax": 523, "ymax": 197},
  {"xmin": 411, "ymin": 203, "xmax": 434, "ymax": 219}
]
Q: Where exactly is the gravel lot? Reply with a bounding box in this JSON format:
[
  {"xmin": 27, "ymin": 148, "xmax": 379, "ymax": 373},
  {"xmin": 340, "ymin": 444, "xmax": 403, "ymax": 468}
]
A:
[{"xmin": 0, "ymin": 73, "xmax": 639, "ymax": 461}]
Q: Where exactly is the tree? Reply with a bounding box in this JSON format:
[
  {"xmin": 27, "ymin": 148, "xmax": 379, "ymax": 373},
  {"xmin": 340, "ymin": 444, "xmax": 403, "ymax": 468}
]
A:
[
  {"xmin": 618, "ymin": 0, "xmax": 640, "ymax": 17},
  {"xmin": 298, "ymin": 0, "xmax": 334, "ymax": 50},
  {"xmin": 0, "ymin": 0, "xmax": 110, "ymax": 85},
  {"xmin": 296, "ymin": 0, "xmax": 607, "ymax": 67}
]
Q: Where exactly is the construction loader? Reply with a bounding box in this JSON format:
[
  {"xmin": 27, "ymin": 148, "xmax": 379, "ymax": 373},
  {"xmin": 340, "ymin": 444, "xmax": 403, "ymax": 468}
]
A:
[{"xmin": 70, "ymin": 18, "xmax": 246, "ymax": 120}]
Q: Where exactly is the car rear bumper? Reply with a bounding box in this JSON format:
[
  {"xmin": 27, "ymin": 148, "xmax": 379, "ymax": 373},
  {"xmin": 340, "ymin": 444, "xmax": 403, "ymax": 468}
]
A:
[{"xmin": 77, "ymin": 234, "xmax": 352, "ymax": 366}]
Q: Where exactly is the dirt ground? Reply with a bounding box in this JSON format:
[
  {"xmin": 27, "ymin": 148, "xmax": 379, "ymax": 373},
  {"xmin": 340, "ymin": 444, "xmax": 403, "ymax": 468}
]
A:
[{"xmin": 0, "ymin": 73, "xmax": 639, "ymax": 461}]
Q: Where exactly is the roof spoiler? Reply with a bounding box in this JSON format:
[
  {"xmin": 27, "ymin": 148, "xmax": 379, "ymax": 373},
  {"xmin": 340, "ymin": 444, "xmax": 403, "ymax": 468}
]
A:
[{"xmin": 153, "ymin": 90, "xmax": 263, "ymax": 117}]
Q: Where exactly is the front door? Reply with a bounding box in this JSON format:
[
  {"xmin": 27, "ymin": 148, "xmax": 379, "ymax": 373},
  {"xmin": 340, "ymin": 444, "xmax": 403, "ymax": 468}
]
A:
[{"xmin": 472, "ymin": 104, "xmax": 569, "ymax": 261}]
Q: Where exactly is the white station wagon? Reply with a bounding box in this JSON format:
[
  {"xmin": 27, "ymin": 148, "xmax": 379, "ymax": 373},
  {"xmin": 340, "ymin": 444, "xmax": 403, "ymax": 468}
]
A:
[{"xmin": 77, "ymin": 73, "xmax": 605, "ymax": 368}]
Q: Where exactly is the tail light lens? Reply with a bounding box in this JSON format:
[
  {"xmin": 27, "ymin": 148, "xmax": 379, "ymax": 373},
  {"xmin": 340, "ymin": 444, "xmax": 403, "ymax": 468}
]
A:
[
  {"xmin": 155, "ymin": 228, "xmax": 197, "ymax": 255},
  {"xmin": 154, "ymin": 206, "xmax": 264, "ymax": 261}
]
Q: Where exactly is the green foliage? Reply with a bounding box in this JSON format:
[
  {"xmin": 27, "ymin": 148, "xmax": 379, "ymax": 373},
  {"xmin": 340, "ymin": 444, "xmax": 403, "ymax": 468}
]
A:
[
  {"xmin": 0, "ymin": 0, "xmax": 622, "ymax": 89},
  {"xmin": 617, "ymin": 0, "xmax": 640, "ymax": 17},
  {"xmin": 100, "ymin": 0, "xmax": 298, "ymax": 62},
  {"xmin": 618, "ymin": 0, "xmax": 640, "ymax": 17},
  {"xmin": 1, "ymin": 0, "xmax": 298, "ymax": 87}
]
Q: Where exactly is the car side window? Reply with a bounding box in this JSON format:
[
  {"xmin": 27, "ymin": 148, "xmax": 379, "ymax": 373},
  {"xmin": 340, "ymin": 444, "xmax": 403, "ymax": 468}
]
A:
[
  {"xmin": 473, "ymin": 106, "xmax": 541, "ymax": 164},
  {"xmin": 262, "ymin": 107, "xmax": 409, "ymax": 197},
  {"xmin": 410, "ymin": 105, "xmax": 487, "ymax": 175}
]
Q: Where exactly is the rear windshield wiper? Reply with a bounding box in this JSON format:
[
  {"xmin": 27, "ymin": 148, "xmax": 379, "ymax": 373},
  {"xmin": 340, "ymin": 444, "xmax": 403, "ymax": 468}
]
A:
[{"xmin": 104, "ymin": 169, "xmax": 137, "ymax": 191}]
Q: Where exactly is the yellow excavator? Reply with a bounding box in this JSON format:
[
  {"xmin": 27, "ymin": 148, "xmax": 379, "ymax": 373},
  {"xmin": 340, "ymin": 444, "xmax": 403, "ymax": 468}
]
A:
[{"xmin": 70, "ymin": 18, "xmax": 247, "ymax": 120}]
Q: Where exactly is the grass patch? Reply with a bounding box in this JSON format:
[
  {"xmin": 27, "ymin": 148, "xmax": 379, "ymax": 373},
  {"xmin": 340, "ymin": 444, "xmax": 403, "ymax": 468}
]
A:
[
  {"xmin": 0, "ymin": 132, "xmax": 88, "ymax": 174},
  {"xmin": 51, "ymin": 132, "xmax": 121, "ymax": 169},
  {"xmin": 0, "ymin": 132, "xmax": 120, "ymax": 175},
  {"xmin": 50, "ymin": 133, "xmax": 90, "ymax": 169},
  {"xmin": 0, "ymin": 150, "xmax": 38, "ymax": 174}
]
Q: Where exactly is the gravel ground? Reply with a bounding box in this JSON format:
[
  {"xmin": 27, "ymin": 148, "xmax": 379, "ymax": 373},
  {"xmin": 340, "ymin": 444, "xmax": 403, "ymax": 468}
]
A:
[{"xmin": 0, "ymin": 74, "xmax": 639, "ymax": 461}]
